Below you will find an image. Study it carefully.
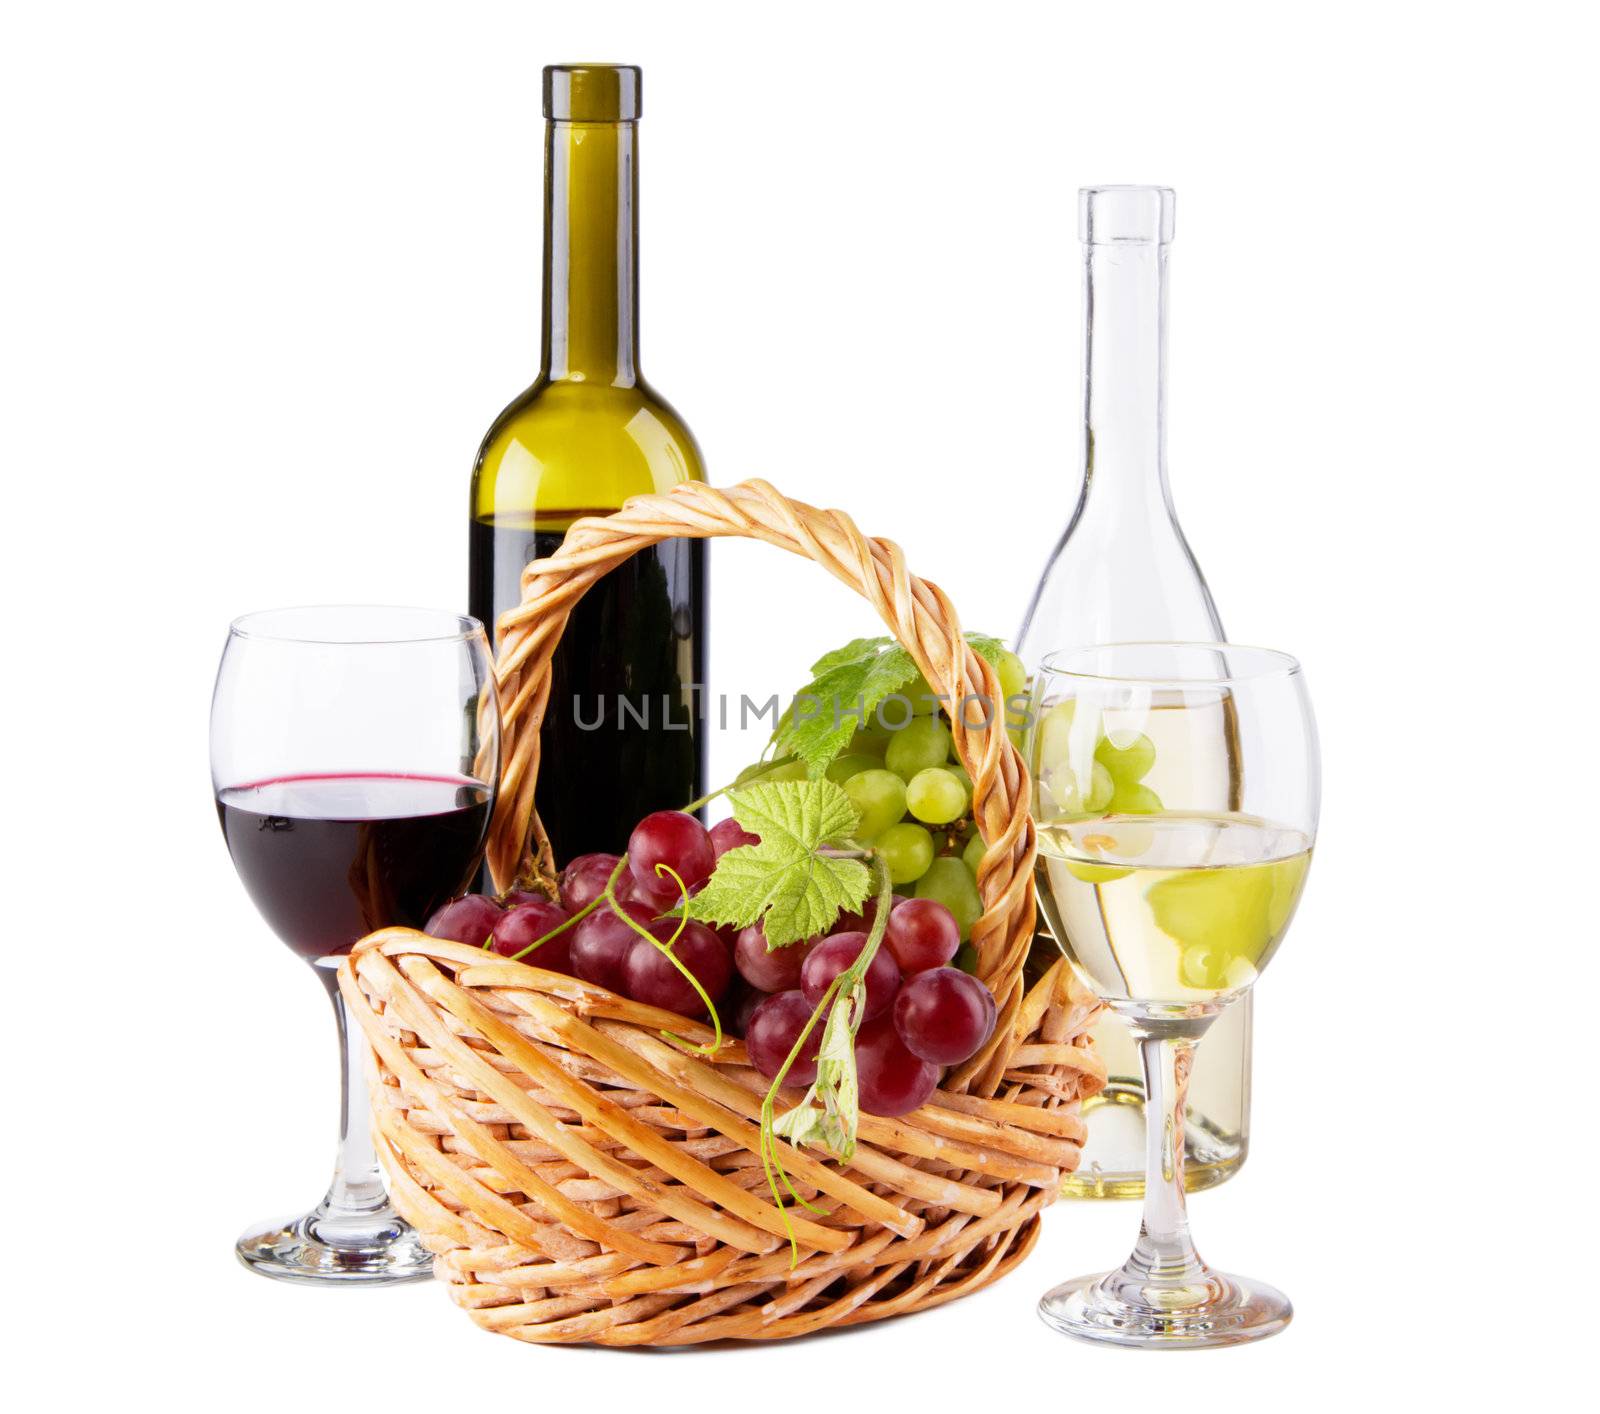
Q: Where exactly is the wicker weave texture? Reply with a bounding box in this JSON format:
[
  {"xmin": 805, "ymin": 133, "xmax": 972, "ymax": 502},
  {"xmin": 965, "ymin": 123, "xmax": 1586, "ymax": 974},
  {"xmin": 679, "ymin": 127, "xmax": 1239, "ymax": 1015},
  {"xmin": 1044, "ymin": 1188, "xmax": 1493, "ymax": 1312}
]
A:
[{"xmin": 342, "ymin": 479, "xmax": 1104, "ymax": 1343}]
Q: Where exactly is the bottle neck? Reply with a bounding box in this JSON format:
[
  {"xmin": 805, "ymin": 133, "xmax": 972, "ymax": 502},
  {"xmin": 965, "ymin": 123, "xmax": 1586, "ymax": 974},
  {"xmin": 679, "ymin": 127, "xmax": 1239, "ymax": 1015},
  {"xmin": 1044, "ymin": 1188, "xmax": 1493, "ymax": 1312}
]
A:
[
  {"xmin": 541, "ymin": 119, "xmax": 638, "ymax": 385},
  {"xmin": 1082, "ymin": 239, "xmax": 1170, "ymax": 509}
]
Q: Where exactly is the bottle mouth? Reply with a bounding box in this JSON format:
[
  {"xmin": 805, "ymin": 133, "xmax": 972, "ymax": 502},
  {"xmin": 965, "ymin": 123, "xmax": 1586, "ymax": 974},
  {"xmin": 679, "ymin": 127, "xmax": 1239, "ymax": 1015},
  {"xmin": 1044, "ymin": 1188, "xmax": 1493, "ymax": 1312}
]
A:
[
  {"xmin": 1079, "ymin": 186, "xmax": 1176, "ymax": 245},
  {"xmin": 544, "ymin": 64, "xmax": 642, "ymax": 122}
]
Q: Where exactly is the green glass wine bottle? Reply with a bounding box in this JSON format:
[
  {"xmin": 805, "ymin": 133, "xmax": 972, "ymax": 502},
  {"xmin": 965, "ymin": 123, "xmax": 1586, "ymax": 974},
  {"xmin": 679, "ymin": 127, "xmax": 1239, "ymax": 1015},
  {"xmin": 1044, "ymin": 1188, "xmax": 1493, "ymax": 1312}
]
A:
[{"xmin": 469, "ymin": 64, "xmax": 706, "ymax": 865}]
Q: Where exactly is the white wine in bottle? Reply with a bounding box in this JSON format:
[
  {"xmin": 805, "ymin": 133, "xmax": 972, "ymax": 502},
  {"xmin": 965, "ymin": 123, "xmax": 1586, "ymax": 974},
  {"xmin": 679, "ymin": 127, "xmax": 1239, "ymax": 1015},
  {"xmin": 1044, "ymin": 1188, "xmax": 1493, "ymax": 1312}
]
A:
[{"xmin": 1016, "ymin": 186, "xmax": 1249, "ymax": 1198}]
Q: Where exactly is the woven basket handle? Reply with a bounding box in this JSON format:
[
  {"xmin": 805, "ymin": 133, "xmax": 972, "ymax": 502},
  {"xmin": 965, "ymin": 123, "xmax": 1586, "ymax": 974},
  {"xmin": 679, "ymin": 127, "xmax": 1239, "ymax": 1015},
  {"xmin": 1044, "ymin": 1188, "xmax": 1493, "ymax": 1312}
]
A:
[{"xmin": 486, "ymin": 478, "xmax": 1043, "ymax": 1077}]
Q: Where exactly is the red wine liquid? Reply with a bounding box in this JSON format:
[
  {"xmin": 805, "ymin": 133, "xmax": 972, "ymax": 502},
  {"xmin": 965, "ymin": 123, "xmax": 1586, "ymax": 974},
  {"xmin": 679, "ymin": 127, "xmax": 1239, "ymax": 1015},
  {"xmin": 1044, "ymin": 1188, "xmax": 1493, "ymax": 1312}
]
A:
[
  {"xmin": 469, "ymin": 516, "xmax": 705, "ymax": 863},
  {"xmin": 216, "ymin": 773, "xmax": 491, "ymax": 961}
]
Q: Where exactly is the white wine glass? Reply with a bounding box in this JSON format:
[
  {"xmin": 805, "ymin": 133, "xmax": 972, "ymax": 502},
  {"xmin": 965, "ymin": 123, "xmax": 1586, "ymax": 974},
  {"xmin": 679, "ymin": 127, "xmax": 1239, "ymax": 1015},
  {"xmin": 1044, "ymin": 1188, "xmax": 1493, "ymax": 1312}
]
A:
[{"xmin": 1026, "ymin": 642, "xmax": 1319, "ymax": 1347}]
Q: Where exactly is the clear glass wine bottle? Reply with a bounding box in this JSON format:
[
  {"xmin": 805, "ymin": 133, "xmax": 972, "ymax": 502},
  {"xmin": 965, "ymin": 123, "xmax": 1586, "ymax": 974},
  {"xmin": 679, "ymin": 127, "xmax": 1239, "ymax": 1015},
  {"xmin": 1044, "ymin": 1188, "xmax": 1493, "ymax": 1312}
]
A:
[{"xmin": 1016, "ymin": 185, "xmax": 1250, "ymax": 1199}]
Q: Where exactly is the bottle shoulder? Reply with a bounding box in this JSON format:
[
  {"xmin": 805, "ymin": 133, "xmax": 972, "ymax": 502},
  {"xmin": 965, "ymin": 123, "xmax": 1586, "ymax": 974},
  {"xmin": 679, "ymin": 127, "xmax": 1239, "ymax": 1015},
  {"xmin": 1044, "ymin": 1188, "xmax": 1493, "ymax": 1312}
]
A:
[
  {"xmin": 631, "ymin": 378, "xmax": 705, "ymax": 467},
  {"xmin": 1016, "ymin": 502, "xmax": 1223, "ymax": 657},
  {"xmin": 472, "ymin": 376, "xmax": 705, "ymax": 520}
]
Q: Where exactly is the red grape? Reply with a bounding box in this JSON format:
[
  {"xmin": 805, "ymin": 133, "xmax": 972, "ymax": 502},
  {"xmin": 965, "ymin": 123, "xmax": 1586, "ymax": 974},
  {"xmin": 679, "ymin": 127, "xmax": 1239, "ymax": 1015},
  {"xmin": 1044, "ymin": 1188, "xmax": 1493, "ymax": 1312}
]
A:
[
  {"xmin": 801, "ymin": 931, "xmax": 900, "ymax": 1020},
  {"xmin": 728, "ymin": 979, "xmax": 765, "ymax": 1037},
  {"xmin": 502, "ymin": 888, "xmax": 548, "ymax": 909},
  {"xmin": 628, "ymin": 811, "xmax": 716, "ymax": 907},
  {"xmin": 569, "ymin": 900, "xmax": 656, "ymax": 993},
  {"xmin": 745, "ymin": 989, "xmax": 824, "ymax": 1085},
  {"xmin": 491, "ymin": 900, "xmax": 575, "ymax": 973},
  {"xmin": 892, "ymin": 966, "xmax": 997, "ymax": 1065},
  {"xmin": 622, "ymin": 918, "xmax": 732, "ymax": 1018},
  {"xmin": 733, "ymin": 922, "xmax": 817, "ymax": 992},
  {"xmin": 424, "ymin": 893, "xmax": 503, "ymax": 947},
  {"xmin": 830, "ymin": 894, "xmax": 904, "ymax": 937},
  {"xmin": 884, "ymin": 898, "xmax": 961, "ymax": 974},
  {"xmin": 559, "ymin": 852, "xmax": 626, "ymax": 912},
  {"xmin": 709, "ymin": 817, "xmax": 759, "ymax": 858},
  {"xmin": 855, "ymin": 1012, "xmax": 940, "ymax": 1117}
]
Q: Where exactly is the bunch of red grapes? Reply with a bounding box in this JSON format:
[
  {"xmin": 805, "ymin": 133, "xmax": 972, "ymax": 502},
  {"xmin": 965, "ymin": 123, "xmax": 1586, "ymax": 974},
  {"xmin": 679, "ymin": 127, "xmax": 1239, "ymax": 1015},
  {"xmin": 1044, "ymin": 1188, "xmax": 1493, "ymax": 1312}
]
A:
[{"xmin": 425, "ymin": 809, "xmax": 997, "ymax": 1119}]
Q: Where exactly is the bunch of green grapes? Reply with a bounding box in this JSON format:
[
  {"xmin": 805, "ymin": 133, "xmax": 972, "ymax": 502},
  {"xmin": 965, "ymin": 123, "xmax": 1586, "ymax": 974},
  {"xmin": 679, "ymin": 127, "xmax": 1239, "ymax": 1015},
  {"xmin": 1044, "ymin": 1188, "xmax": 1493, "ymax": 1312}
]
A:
[
  {"xmin": 743, "ymin": 649, "xmax": 1034, "ymax": 972},
  {"xmin": 1032, "ymin": 696, "xmax": 1164, "ymax": 821}
]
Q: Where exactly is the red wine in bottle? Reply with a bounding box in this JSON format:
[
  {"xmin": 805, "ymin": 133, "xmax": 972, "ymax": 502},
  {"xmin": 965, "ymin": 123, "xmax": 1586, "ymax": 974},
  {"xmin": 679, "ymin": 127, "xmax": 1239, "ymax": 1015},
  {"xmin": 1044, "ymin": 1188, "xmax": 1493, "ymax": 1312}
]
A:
[{"xmin": 469, "ymin": 65, "xmax": 706, "ymax": 865}]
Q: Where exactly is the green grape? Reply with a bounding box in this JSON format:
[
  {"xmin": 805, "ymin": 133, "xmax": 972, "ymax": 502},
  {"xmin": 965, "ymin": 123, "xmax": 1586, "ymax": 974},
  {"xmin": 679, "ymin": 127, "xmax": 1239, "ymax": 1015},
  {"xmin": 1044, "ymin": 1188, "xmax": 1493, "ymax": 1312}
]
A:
[
  {"xmin": 1035, "ymin": 700, "xmax": 1077, "ymax": 773},
  {"xmin": 994, "ymin": 647, "xmax": 1027, "ymax": 704},
  {"xmin": 954, "ymin": 942, "xmax": 980, "ymax": 975},
  {"xmin": 763, "ymin": 758, "xmax": 811, "ymax": 784},
  {"xmin": 873, "ymin": 690, "xmax": 918, "ymax": 731},
  {"xmin": 885, "ymin": 715, "xmax": 952, "ymax": 780},
  {"xmin": 736, "ymin": 757, "xmax": 808, "ymax": 785},
  {"xmin": 1147, "ymin": 853, "xmax": 1309, "ymax": 964},
  {"xmin": 1180, "ymin": 941, "xmax": 1228, "ymax": 989},
  {"xmin": 1108, "ymin": 780, "xmax": 1163, "ymax": 814},
  {"xmin": 1060, "ymin": 817, "xmax": 1147, "ymax": 881},
  {"xmin": 904, "ymin": 671, "xmax": 943, "ymax": 716},
  {"xmin": 1040, "ymin": 765, "xmax": 1082, "ymax": 817},
  {"xmin": 848, "ymin": 721, "xmax": 892, "ymax": 756},
  {"xmin": 916, "ymin": 857, "xmax": 984, "ymax": 939},
  {"xmin": 876, "ymin": 821, "xmax": 935, "ymax": 884},
  {"xmin": 1224, "ymin": 956, "xmax": 1260, "ymax": 989},
  {"xmin": 1180, "ymin": 940, "xmax": 1259, "ymax": 992},
  {"xmin": 946, "ymin": 760, "xmax": 973, "ymax": 794},
  {"xmin": 1099, "ymin": 819, "xmax": 1156, "ymax": 856},
  {"xmin": 992, "ymin": 647, "xmax": 1029, "ymax": 733},
  {"xmin": 962, "ymin": 831, "xmax": 986, "ymax": 876},
  {"xmin": 1095, "ymin": 732, "xmax": 1156, "ymax": 784},
  {"xmin": 825, "ymin": 752, "xmax": 881, "ymax": 785},
  {"xmin": 1084, "ymin": 761, "xmax": 1116, "ymax": 812},
  {"xmin": 905, "ymin": 766, "xmax": 968, "ymax": 825},
  {"xmin": 1063, "ymin": 859, "xmax": 1133, "ymax": 884},
  {"xmin": 843, "ymin": 768, "xmax": 908, "ymax": 840}
]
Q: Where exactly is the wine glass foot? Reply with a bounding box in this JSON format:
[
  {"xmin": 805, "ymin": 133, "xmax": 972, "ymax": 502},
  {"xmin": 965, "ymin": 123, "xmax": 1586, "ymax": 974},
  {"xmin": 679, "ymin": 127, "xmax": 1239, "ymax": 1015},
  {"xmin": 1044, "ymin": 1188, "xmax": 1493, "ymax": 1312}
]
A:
[
  {"xmin": 1038, "ymin": 1269, "xmax": 1292, "ymax": 1349},
  {"xmin": 235, "ymin": 1210, "xmax": 434, "ymax": 1287}
]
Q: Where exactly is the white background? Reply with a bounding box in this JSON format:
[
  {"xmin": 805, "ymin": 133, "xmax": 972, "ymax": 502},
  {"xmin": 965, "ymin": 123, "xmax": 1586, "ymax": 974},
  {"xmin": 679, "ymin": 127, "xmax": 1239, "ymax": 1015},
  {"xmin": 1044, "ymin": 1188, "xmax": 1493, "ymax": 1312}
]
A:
[{"xmin": 3, "ymin": 0, "xmax": 1593, "ymax": 1407}]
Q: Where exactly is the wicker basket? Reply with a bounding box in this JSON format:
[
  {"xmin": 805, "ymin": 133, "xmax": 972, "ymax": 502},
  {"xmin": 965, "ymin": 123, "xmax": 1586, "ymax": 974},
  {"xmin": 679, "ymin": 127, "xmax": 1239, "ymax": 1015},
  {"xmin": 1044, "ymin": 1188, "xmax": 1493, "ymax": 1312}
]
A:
[{"xmin": 340, "ymin": 479, "xmax": 1105, "ymax": 1345}]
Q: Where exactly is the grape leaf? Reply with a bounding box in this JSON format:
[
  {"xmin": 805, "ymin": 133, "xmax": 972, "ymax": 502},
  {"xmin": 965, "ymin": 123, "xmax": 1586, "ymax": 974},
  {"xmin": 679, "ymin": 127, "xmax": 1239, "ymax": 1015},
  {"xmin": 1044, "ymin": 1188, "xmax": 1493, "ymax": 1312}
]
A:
[
  {"xmin": 808, "ymin": 635, "xmax": 895, "ymax": 676},
  {"xmin": 776, "ymin": 649, "xmax": 920, "ymax": 778},
  {"xmin": 775, "ymin": 631, "xmax": 1013, "ymax": 778},
  {"xmin": 684, "ymin": 779, "xmax": 870, "ymax": 946},
  {"xmin": 781, "ymin": 636, "xmax": 918, "ymax": 777}
]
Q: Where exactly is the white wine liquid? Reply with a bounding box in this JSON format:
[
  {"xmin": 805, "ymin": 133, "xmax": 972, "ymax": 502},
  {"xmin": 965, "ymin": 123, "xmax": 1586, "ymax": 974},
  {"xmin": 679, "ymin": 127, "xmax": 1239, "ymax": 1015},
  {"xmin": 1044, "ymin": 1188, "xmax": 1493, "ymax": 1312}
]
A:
[
  {"xmin": 1037, "ymin": 813, "xmax": 1312, "ymax": 1006},
  {"xmin": 1038, "ymin": 693, "xmax": 1262, "ymax": 1194}
]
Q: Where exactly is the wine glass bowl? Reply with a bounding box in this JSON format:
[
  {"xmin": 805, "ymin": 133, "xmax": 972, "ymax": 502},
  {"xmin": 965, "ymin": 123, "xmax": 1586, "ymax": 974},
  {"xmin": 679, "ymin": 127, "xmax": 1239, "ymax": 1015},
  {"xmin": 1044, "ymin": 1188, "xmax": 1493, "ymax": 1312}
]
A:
[
  {"xmin": 216, "ymin": 772, "xmax": 493, "ymax": 962},
  {"xmin": 211, "ymin": 605, "xmax": 499, "ymax": 1285},
  {"xmin": 1026, "ymin": 642, "xmax": 1319, "ymax": 1347}
]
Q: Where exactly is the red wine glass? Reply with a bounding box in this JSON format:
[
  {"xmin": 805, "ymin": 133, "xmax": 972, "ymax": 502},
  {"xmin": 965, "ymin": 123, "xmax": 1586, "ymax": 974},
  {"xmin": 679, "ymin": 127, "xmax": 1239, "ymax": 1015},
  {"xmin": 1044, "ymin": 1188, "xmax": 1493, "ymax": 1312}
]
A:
[{"xmin": 211, "ymin": 606, "xmax": 500, "ymax": 1284}]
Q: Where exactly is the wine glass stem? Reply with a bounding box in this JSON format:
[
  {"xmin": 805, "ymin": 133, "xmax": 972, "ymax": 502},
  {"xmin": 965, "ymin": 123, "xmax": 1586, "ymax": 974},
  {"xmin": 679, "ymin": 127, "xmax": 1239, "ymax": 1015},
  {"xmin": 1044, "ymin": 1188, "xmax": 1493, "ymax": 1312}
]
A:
[
  {"xmin": 1119, "ymin": 1027, "xmax": 1212, "ymax": 1293},
  {"xmin": 307, "ymin": 966, "xmax": 399, "ymax": 1246}
]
